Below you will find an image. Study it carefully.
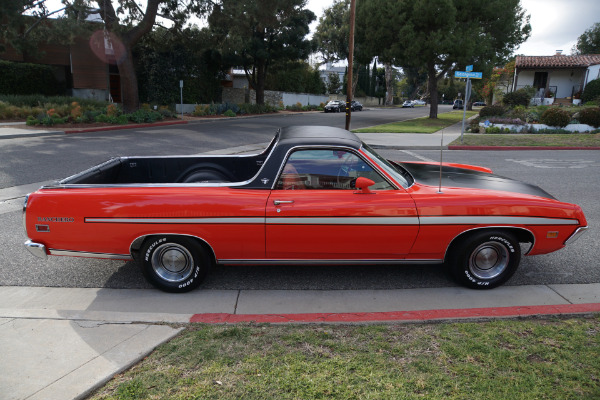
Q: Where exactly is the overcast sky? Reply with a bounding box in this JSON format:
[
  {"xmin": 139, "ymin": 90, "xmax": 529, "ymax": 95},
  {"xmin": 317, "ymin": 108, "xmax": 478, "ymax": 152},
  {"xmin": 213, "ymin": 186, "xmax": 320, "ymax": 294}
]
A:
[{"xmin": 307, "ymin": 0, "xmax": 600, "ymax": 56}]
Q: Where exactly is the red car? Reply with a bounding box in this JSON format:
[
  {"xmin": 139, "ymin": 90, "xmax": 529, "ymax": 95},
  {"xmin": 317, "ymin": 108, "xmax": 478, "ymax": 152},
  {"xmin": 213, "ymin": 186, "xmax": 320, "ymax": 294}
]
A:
[{"xmin": 24, "ymin": 126, "xmax": 588, "ymax": 292}]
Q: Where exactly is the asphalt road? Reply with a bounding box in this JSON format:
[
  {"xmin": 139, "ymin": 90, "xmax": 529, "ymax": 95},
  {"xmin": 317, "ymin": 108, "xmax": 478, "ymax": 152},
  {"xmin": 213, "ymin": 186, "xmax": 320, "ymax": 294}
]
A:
[{"xmin": 1, "ymin": 106, "xmax": 598, "ymax": 290}]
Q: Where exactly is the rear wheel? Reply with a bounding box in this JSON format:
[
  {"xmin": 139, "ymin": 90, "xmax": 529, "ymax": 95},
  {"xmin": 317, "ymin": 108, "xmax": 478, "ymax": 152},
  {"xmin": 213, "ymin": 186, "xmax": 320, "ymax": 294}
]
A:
[
  {"xmin": 448, "ymin": 231, "xmax": 521, "ymax": 289},
  {"xmin": 140, "ymin": 236, "xmax": 209, "ymax": 293}
]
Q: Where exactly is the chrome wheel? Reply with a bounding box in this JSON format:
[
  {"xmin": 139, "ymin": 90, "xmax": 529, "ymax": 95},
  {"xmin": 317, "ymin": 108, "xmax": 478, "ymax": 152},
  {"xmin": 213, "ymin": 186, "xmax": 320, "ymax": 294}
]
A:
[
  {"xmin": 151, "ymin": 243, "xmax": 194, "ymax": 283},
  {"xmin": 468, "ymin": 241, "xmax": 509, "ymax": 280}
]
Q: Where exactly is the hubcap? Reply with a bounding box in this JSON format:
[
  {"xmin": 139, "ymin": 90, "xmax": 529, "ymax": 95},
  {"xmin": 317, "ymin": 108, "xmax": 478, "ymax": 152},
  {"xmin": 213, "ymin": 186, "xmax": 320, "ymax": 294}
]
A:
[
  {"xmin": 151, "ymin": 243, "xmax": 194, "ymax": 283},
  {"xmin": 468, "ymin": 241, "xmax": 509, "ymax": 280}
]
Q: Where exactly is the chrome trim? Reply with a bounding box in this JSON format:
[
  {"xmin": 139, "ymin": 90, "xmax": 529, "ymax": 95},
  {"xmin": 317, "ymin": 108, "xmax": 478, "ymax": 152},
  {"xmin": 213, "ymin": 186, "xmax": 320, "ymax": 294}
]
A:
[
  {"xmin": 22, "ymin": 194, "xmax": 29, "ymax": 235},
  {"xmin": 420, "ymin": 216, "xmax": 579, "ymax": 226},
  {"xmin": 86, "ymin": 217, "xmax": 265, "ymax": 224},
  {"xmin": 218, "ymin": 259, "xmax": 443, "ymax": 265},
  {"xmin": 565, "ymin": 226, "xmax": 588, "ymax": 245},
  {"xmin": 48, "ymin": 249, "xmax": 132, "ymax": 260},
  {"xmin": 271, "ymin": 145, "xmax": 400, "ymax": 191},
  {"xmin": 273, "ymin": 200, "xmax": 294, "ymax": 205},
  {"xmin": 129, "ymin": 233, "xmax": 218, "ymax": 262},
  {"xmin": 24, "ymin": 240, "xmax": 47, "ymax": 260},
  {"xmin": 443, "ymin": 226, "xmax": 536, "ymax": 262},
  {"xmin": 266, "ymin": 217, "xmax": 420, "ymax": 225}
]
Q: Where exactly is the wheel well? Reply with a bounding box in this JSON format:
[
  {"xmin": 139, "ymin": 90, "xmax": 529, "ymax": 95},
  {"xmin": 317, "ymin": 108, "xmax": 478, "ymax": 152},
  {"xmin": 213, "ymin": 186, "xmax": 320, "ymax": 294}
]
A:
[
  {"xmin": 444, "ymin": 227, "xmax": 534, "ymax": 262},
  {"xmin": 130, "ymin": 234, "xmax": 217, "ymax": 264}
]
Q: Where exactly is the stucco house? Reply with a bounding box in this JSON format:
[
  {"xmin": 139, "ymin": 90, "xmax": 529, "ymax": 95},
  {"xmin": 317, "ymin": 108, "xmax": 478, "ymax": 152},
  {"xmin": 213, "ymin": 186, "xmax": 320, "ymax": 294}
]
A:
[{"xmin": 513, "ymin": 51, "xmax": 600, "ymax": 105}]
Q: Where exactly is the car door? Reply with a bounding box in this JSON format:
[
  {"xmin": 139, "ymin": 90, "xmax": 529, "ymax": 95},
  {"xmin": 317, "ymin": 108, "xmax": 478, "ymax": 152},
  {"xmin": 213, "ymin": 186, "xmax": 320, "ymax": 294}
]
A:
[{"xmin": 265, "ymin": 148, "xmax": 419, "ymax": 260}]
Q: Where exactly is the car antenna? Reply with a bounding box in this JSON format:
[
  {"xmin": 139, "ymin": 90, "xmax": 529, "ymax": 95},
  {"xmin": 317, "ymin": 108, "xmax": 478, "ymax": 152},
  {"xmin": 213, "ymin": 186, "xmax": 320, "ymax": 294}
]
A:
[{"xmin": 437, "ymin": 128, "xmax": 444, "ymax": 194}]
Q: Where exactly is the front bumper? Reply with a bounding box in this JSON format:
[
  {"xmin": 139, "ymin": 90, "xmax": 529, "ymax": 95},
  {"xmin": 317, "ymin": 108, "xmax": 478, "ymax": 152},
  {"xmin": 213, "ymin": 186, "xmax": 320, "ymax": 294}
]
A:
[{"xmin": 24, "ymin": 240, "xmax": 48, "ymax": 260}]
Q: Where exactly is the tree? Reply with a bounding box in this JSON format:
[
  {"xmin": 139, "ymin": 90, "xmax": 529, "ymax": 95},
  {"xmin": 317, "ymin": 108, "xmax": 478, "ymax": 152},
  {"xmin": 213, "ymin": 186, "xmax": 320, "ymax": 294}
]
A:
[
  {"xmin": 356, "ymin": 0, "xmax": 531, "ymax": 118},
  {"xmin": 2, "ymin": 0, "xmax": 210, "ymax": 112},
  {"xmin": 326, "ymin": 72, "xmax": 342, "ymax": 94},
  {"xmin": 313, "ymin": 0, "xmax": 351, "ymax": 64},
  {"xmin": 573, "ymin": 23, "xmax": 600, "ymax": 55},
  {"xmin": 209, "ymin": 0, "xmax": 315, "ymax": 105}
]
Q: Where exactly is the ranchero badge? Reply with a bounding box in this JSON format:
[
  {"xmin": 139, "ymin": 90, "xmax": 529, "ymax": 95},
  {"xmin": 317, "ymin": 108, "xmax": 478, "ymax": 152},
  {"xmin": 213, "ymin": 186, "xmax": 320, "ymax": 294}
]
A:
[
  {"xmin": 261, "ymin": 178, "xmax": 270, "ymax": 185},
  {"xmin": 38, "ymin": 217, "xmax": 75, "ymax": 222}
]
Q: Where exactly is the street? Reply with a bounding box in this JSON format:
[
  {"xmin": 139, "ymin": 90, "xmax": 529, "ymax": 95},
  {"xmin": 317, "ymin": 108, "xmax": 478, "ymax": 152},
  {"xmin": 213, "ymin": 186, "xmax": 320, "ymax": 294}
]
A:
[{"xmin": 1, "ymin": 106, "xmax": 598, "ymax": 290}]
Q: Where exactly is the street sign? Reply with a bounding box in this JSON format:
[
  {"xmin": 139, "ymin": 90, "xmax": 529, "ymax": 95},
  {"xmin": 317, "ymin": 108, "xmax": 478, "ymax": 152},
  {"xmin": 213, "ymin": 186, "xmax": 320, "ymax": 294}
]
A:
[
  {"xmin": 455, "ymin": 71, "xmax": 483, "ymax": 79},
  {"xmin": 466, "ymin": 65, "xmax": 473, "ymax": 72}
]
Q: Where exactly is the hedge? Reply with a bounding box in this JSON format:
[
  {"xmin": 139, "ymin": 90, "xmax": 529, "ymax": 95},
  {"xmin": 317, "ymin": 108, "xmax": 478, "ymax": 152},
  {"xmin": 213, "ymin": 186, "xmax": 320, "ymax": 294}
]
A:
[{"xmin": 0, "ymin": 60, "xmax": 64, "ymax": 96}]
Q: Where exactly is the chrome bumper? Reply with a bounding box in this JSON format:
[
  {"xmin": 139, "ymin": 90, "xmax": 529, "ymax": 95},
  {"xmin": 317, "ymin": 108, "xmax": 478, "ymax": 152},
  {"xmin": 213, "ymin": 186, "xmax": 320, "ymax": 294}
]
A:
[
  {"xmin": 564, "ymin": 226, "xmax": 589, "ymax": 246},
  {"xmin": 24, "ymin": 240, "xmax": 48, "ymax": 260}
]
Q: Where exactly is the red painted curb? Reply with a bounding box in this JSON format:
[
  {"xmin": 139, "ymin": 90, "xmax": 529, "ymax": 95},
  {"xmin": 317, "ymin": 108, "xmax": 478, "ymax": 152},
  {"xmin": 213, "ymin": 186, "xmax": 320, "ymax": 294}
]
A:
[
  {"xmin": 190, "ymin": 303, "xmax": 600, "ymax": 324},
  {"xmin": 63, "ymin": 120, "xmax": 188, "ymax": 134},
  {"xmin": 449, "ymin": 146, "xmax": 600, "ymax": 151}
]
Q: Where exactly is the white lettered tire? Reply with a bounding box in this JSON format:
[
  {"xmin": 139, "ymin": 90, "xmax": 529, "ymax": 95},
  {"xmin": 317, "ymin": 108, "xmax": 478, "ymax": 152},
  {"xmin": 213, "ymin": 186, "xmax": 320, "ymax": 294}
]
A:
[
  {"xmin": 448, "ymin": 231, "xmax": 521, "ymax": 289},
  {"xmin": 140, "ymin": 236, "xmax": 208, "ymax": 293}
]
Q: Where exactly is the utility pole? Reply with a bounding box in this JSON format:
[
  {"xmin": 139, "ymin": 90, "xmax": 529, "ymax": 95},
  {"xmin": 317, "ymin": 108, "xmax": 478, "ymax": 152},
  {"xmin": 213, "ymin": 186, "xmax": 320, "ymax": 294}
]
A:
[{"xmin": 345, "ymin": 0, "xmax": 356, "ymax": 131}]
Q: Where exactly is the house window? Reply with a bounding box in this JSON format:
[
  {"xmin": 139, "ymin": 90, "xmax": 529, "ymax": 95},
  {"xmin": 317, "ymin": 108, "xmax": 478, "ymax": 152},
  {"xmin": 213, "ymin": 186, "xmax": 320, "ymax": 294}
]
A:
[{"xmin": 533, "ymin": 72, "xmax": 548, "ymax": 90}]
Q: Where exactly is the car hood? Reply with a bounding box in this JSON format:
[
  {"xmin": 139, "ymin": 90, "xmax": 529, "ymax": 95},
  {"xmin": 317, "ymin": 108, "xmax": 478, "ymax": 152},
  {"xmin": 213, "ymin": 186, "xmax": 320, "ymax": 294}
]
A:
[{"xmin": 398, "ymin": 162, "xmax": 556, "ymax": 200}]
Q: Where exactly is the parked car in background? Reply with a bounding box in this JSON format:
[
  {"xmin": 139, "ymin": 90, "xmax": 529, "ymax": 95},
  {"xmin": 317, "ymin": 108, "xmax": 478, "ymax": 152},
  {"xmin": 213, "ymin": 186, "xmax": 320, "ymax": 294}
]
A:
[
  {"xmin": 473, "ymin": 101, "xmax": 486, "ymax": 107},
  {"xmin": 350, "ymin": 100, "xmax": 363, "ymax": 111},
  {"xmin": 413, "ymin": 99, "xmax": 426, "ymax": 105},
  {"xmin": 402, "ymin": 100, "xmax": 414, "ymax": 108},
  {"xmin": 453, "ymin": 100, "xmax": 464, "ymax": 109},
  {"xmin": 324, "ymin": 100, "xmax": 344, "ymax": 113}
]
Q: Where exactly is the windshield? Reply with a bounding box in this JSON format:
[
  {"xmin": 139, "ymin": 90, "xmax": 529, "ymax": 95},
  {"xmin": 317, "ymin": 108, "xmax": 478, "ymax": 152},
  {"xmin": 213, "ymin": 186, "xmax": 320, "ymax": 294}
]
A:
[{"xmin": 361, "ymin": 143, "xmax": 414, "ymax": 188}]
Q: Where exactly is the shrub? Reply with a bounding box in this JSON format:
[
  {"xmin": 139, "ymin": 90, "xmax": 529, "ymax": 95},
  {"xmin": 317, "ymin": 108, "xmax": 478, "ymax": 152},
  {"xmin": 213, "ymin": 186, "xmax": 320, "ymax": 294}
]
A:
[
  {"xmin": 502, "ymin": 87, "xmax": 534, "ymax": 108},
  {"xmin": 582, "ymin": 79, "xmax": 600, "ymax": 103},
  {"xmin": 128, "ymin": 109, "xmax": 163, "ymax": 123},
  {"xmin": 540, "ymin": 108, "xmax": 571, "ymax": 127},
  {"xmin": 578, "ymin": 107, "xmax": 600, "ymax": 128},
  {"xmin": 479, "ymin": 104, "xmax": 506, "ymax": 118},
  {"xmin": 223, "ymin": 109, "xmax": 236, "ymax": 117}
]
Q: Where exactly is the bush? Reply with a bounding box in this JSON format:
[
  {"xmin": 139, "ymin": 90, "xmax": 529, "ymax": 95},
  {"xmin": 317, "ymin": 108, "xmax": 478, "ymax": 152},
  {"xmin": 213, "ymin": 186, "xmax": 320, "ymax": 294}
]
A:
[
  {"xmin": 578, "ymin": 107, "xmax": 600, "ymax": 128},
  {"xmin": 582, "ymin": 79, "xmax": 600, "ymax": 103},
  {"xmin": 479, "ymin": 104, "xmax": 506, "ymax": 118},
  {"xmin": 540, "ymin": 108, "xmax": 571, "ymax": 127},
  {"xmin": 128, "ymin": 109, "xmax": 163, "ymax": 123},
  {"xmin": 223, "ymin": 109, "xmax": 236, "ymax": 117},
  {"xmin": 502, "ymin": 87, "xmax": 534, "ymax": 108},
  {"xmin": 0, "ymin": 60, "xmax": 64, "ymax": 96}
]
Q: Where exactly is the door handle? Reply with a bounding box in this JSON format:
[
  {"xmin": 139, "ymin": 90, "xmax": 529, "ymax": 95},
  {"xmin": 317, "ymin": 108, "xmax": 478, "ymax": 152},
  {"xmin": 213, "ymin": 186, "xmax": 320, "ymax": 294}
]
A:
[{"xmin": 273, "ymin": 200, "xmax": 294, "ymax": 206}]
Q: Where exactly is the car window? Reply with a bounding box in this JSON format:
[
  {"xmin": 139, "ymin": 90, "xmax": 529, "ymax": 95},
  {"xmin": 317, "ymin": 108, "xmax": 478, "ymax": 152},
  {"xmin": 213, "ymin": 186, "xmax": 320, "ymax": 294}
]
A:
[{"xmin": 275, "ymin": 149, "xmax": 394, "ymax": 190}]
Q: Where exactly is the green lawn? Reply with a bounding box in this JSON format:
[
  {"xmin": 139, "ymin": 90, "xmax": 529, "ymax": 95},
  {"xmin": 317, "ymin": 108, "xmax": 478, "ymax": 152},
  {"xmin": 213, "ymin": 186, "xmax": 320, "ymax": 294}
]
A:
[
  {"xmin": 354, "ymin": 110, "xmax": 478, "ymax": 134},
  {"xmin": 90, "ymin": 318, "xmax": 600, "ymax": 400},
  {"xmin": 450, "ymin": 133, "xmax": 600, "ymax": 147}
]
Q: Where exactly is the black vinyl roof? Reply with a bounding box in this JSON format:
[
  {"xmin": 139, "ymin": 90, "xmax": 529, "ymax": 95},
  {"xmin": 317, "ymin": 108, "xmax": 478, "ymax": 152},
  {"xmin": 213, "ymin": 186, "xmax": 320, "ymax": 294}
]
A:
[{"xmin": 277, "ymin": 126, "xmax": 362, "ymax": 150}]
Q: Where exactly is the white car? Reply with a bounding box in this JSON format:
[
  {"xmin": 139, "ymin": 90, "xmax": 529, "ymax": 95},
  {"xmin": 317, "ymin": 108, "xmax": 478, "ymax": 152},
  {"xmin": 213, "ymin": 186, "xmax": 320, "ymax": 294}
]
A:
[
  {"xmin": 402, "ymin": 101, "xmax": 414, "ymax": 108},
  {"xmin": 412, "ymin": 99, "xmax": 426, "ymax": 105}
]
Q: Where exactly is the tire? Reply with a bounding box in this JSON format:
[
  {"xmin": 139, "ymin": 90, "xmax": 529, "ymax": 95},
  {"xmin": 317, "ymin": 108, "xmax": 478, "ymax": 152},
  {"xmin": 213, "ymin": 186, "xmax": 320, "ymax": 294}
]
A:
[
  {"xmin": 140, "ymin": 236, "xmax": 209, "ymax": 293},
  {"xmin": 447, "ymin": 231, "xmax": 521, "ymax": 289}
]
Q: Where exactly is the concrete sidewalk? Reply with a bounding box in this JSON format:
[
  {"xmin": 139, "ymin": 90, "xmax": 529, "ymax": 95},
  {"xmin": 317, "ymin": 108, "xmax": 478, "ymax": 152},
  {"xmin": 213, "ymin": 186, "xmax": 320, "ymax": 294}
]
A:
[{"xmin": 1, "ymin": 284, "xmax": 599, "ymax": 400}]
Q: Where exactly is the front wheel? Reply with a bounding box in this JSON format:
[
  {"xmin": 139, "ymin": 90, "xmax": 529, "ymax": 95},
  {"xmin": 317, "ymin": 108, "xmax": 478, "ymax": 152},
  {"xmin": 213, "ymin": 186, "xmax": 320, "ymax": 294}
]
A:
[
  {"xmin": 140, "ymin": 236, "xmax": 209, "ymax": 293},
  {"xmin": 447, "ymin": 231, "xmax": 521, "ymax": 289}
]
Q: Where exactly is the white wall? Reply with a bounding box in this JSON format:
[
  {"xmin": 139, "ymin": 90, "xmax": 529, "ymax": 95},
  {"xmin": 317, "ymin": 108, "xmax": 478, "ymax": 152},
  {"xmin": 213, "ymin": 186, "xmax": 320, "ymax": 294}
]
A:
[
  {"xmin": 282, "ymin": 92, "xmax": 329, "ymax": 107},
  {"xmin": 549, "ymin": 70, "xmax": 585, "ymax": 98},
  {"xmin": 586, "ymin": 65, "xmax": 600, "ymax": 85}
]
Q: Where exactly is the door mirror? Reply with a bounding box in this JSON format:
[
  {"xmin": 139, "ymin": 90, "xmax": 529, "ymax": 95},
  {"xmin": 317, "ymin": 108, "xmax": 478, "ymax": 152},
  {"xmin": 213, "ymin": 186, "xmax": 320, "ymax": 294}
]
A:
[{"xmin": 354, "ymin": 177, "xmax": 375, "ymax": 193}]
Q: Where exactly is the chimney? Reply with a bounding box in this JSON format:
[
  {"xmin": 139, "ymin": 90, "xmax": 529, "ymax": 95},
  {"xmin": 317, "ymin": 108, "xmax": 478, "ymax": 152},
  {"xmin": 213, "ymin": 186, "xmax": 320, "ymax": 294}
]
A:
[{"xmin": 555, "ymin": 50, "xmax": 563, "ymax": 55}]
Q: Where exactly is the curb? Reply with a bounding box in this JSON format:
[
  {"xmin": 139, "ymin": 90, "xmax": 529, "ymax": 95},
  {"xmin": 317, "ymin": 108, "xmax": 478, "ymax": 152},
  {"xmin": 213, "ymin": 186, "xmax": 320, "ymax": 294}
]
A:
[
  {"xmin": 62, "ymin": 119, "xmax": 188, "ymax": 134},
  {"xmin": 449, "ymin": 145, "xmax": 600, "ymax": 150},
  {"xmin": 190, "ymin": 303, "xmax": 600, "ymax": 324}
]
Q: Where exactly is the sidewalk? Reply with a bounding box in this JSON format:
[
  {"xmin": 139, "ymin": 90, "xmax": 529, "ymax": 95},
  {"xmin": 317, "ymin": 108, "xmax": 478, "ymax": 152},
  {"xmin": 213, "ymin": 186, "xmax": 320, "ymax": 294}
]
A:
[{"xmin": 1, "ymin": 284, "xmax": 599, "ymax": 400}]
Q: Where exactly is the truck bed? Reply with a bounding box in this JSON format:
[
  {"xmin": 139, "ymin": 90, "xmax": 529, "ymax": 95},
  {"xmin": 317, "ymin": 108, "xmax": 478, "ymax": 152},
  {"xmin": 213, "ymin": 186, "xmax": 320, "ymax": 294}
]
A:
[{"xmin": 60, "ymin": 154, "xmax": 268, "ymax": 185}]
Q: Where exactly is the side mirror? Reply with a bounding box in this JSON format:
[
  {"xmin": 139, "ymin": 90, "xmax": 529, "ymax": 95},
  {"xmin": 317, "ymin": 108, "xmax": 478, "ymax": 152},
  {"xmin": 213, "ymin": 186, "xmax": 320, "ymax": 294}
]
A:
[{"xmin": 354, "ymin": 177, "xmax": 375, "ymax": 194}]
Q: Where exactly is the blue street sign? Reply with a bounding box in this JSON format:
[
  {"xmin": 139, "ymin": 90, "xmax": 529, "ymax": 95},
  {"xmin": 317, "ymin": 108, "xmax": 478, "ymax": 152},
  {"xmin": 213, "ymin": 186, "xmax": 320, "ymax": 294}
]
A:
[
  {"xmin": 466, "ymin": 65, "xmax": 473, "ymax": 72},
  {"xmin": 455, "ymin": 71, "xmax": 483, "ymax": 79}
]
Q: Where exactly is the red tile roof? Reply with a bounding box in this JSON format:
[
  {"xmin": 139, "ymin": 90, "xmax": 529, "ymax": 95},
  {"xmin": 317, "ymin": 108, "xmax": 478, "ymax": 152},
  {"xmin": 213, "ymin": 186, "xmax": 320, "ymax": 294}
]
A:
[{"xmin": 516, "ymin": 55, "xmax": 600, "ymax": 69}]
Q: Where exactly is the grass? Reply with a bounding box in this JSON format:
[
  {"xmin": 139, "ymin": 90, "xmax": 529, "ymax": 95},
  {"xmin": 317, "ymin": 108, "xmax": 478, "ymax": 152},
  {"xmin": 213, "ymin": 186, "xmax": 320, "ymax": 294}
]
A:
[
  {"xmin": 450, "ymin": 133, "xmax": 600, "ymax": 147},
  {"xmin": 354, "ymin": 110, "xmax": 478, "ymax": 134},
  {"xmin": 89, "ymin": 317, "xmax": 600, "ymax": 399}
]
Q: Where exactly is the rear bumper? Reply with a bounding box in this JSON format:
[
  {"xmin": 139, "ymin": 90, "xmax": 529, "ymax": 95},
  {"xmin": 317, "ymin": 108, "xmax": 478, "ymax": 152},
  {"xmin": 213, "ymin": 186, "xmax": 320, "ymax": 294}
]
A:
[
  {"xmin": 565, "ymin": 226, "xmax": 588, "ymax": 246},
  {"xmin": 24, "ymin": 240, "xmax": 48, "ymax": 260}
]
